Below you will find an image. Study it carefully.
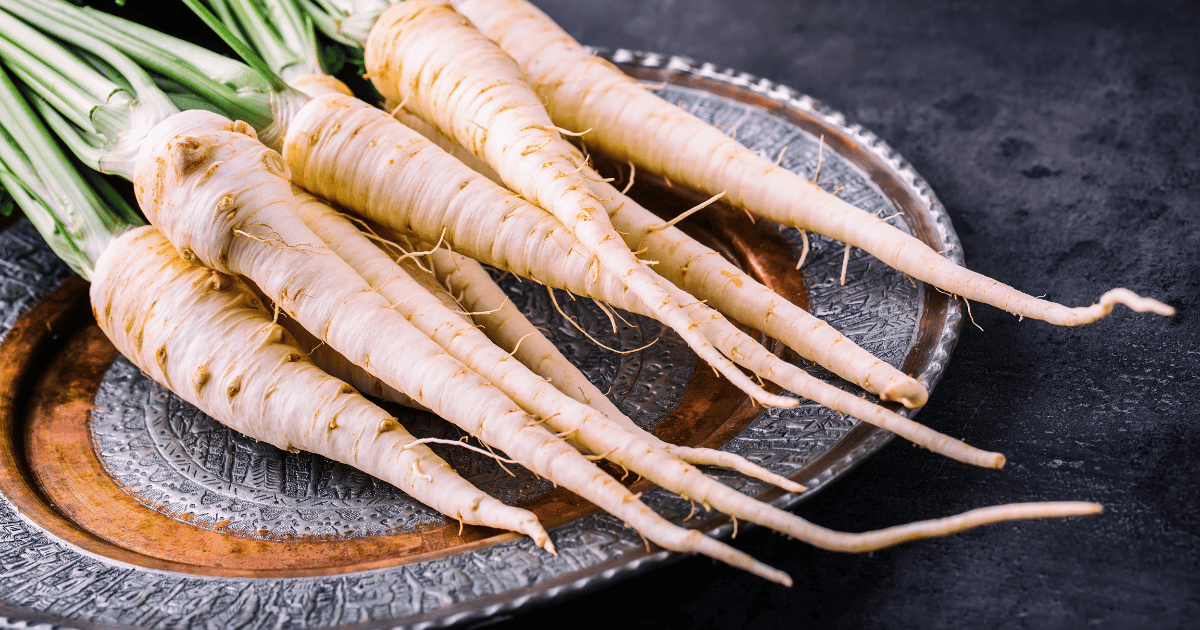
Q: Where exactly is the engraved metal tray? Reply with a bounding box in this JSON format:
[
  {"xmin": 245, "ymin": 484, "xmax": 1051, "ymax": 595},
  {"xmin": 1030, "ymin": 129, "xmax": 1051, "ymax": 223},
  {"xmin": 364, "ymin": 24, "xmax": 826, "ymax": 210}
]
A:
[{"xmin": 0, "ymin": 50, "xmax": 962, "ymax": 629}]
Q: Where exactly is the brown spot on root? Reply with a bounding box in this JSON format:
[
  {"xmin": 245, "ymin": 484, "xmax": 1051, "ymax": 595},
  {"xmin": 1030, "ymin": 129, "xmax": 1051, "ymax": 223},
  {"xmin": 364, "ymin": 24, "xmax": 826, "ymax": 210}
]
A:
[
  {"xmin": 261, "ymin": 151, "xmax": 288, "ymax": 177},
  {"xmin": 197, "ymin": 160, "xmax": 223, "ymax": 185},
  {"xmin": 216, "ymin": 194, "xmax": 235, "ymax": 216},
  {"xmin": 155, "ymin": 344, "xmax": 168, "ymax": 371},
  {"xmin": 193, "ymin": 367, "xmax": 210, "ymax": 393},
  {"xmin": 227, "ymin": 378, "xmax": 242, "ymax": 400},
  {"xmin": 227, "ymin": 120, "xmax": 257, "ymax": 139},
  {"xmin": 719, "ymin": 269, "xmax": 745, "ymax": 287},
  {"xmin": 171, "ymin": 136, "xmax": 214, "ymax": 176},
  {"xmin": 328, "ymin": 416, "xmax": 339, "ymax": 430},
  {"xmin": 207, "ymin": 270, "xmax": 231, "ymax": 291},
  {"xmin": 378, "ymin": 418, "xmax": 399, "ymax": 434}
]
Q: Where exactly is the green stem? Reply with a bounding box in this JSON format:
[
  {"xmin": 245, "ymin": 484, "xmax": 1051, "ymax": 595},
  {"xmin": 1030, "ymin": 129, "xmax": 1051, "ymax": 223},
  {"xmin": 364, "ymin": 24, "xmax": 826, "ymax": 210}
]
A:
[
  {"xmin": 180, "ymin": 0, "xmax": 289, "ymax": 92},
  {"xmin": 0, "ymin": 65, "xmax": 141, "ymax": 279},
  {"xmin": 301, "ymin": 0, "xmax": 386, "ymax": 49},
  {"xmin": 2, "ymin": 0, "xmax": 275, "ymax": 130}
]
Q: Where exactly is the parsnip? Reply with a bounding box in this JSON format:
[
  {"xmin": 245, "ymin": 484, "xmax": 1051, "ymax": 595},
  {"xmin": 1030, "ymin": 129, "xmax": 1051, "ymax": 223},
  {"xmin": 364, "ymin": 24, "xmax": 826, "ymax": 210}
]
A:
[
  {"xmin": 296, "ymin": 192, "xmax": 1100, "ymax": 556},
  {"xmin": 388, "ymin": 105, "xmax": 929, "ymax": 408},
  {"xmin": 289, "ymin": 94, "xmax": 1001, "ymax": 469},
  {"xmin": 362, "ymin": 0, "xmax": 796, "ymax": 408},
  {"xmin": 93, "ymin": 226, "xmax": 543, "ymax": 541},
  {"xmin": 0, "ymin": 56, "xmax": 540, "ymax": 544},
  {"xmin": 422, "ymin": 244, "xmax": 806, "ymax": 488},
  {"xmin": 452, "ymin": 0, "xmax": 1173, "ymax": 325}
]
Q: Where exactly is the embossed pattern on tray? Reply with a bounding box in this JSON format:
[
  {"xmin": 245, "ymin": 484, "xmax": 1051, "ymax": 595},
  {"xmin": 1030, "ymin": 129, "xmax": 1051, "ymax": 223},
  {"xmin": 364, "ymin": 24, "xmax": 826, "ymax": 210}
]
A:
[
  {"xmin": 0, "ymin": 50, "xmax": 962, "ymax": 630},
  {"xmin": 89, "ymin": 286, "xmax": 696, "ymax": 540}
]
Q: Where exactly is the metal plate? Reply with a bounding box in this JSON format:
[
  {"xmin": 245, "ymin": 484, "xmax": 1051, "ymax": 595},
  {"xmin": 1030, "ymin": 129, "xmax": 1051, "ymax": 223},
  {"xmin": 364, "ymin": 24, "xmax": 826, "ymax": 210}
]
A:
[{"xmin": 0, "ymin": 50, "xmax": 962, "ymax": 629}]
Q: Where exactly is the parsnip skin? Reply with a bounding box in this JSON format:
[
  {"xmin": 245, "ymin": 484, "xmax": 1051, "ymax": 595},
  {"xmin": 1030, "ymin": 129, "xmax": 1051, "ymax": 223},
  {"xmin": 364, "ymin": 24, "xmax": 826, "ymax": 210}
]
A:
[
  {"xmin": 388, "ymin": 105, "xmax": 927, "ymax": 408},
  {"xmin": 90, "ymin": 226, "xmax": 546, "ymax": 542},
  {"xmin": 323, "ymin": 98, "xmax": 998, "ymax": 468},
  {"xmin": 134, "ymin": 109, "xmax": 790, "ymax": 584},
  {"xmin": 453, "ymin": 0, "xmax": 1173, "ymax": 325},
  {"xmin": 293, "ymin": 193, "xmax": 1094, "ymax": 555},
  {"xmin": 294, "ymin": 192, "xmax": 828, "ymax": 534},
  {"xmin": 363, "ymin": 0, "xmax": 798, "ymax": 409},
  {"xmin": 420, "ymin": 248, "xmax": 808, "ymax": 487}
]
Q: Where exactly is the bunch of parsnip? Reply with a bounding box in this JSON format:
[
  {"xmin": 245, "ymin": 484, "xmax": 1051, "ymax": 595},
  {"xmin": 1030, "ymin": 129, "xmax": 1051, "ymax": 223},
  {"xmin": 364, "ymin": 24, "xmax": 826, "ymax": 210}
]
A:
[{"xmin": 0, "ymin": 0, "xmax": 1171, "ymax": 585}]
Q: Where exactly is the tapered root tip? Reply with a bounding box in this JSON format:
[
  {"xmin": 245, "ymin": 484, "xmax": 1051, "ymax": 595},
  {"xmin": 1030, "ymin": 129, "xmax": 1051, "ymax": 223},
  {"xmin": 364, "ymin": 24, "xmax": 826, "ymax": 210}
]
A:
[
  {"xmin": 769, "ymin": 569, "xmax": 794, "ymax": 588},
  {"xmin": 880, "ymin": 380, "xmax": 929, "ymax": 409},
  {"xmin": 738, "ymin": 468, "xmax": 805, "ymax": 494},
  {"xmin": 777, "ymin": 478, "xmax": 808, "ymax": 494},
  {"xmin": 670, "ymin": 446, "xmax": 807, "ymax": 493},
  {"xmin": 756, "ymin": 391, "xmax": 800, "ymax": 409},
  {"xmin": 525, "ymin": 524, "xmax": 556, "ymax": 554},
  {"xmin": 741, "ymin": 559, "xmax": 793, "ymax": 587},
  {"xmin": 1062, "ymin": 288, "xmax": 1175, "ymax": 325},
  {"xmin": 792, "ymin": 501, "xmax": 1104, "ymax": 553},
  {"xmin": 688, "ymin": 531, "xmax": 792, "ymax": 585},
  {"xmin": 1100, "ymin": 288, "xmax": 1174, "ymax": 317}
]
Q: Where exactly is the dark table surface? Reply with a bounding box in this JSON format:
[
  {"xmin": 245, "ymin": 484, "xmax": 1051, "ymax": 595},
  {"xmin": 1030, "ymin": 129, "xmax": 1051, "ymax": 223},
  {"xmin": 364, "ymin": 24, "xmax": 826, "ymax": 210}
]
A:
[{"xmin": 480, "ymin": 1, "xmax": 1199, "ymax": 628}]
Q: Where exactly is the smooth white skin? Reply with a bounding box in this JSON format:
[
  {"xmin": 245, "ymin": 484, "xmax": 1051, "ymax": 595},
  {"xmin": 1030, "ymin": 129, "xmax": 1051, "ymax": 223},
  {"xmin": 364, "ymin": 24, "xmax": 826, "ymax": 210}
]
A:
[
  {"xmin": 363, "ymin": 0, "xmax": 801, "ymax": 409},
  {"xmin": 92, "ymin": 231, "xmax": 1100, "ymax": 560},
  {"xmin": 296, "ymin": 192, "xmax": 847, "ymax": 541},
  {"xmin": 452, "ymin": 0, "xmax": 1172, "ymax": 326},
  {"xmin": 284, "ymin": 94, "xmax": 802, "ymax": 413},
  {"xmin": 293, "ymin": 192, "xmax": 1094, "ymax": 555},
  {"xmin": 90, "ymin": 226, "xmax": 545, "ymax": 540},
  {"xmin": 381, "ymin": 103, "xmax": 1003, "ymax": 469},
  {"xmin": 133, "ymin": 109, "xmax": 791, "ymax": 582},
  {"xmin": 421, "ymin": 244, "xmax": 807, "ymax": 490}
]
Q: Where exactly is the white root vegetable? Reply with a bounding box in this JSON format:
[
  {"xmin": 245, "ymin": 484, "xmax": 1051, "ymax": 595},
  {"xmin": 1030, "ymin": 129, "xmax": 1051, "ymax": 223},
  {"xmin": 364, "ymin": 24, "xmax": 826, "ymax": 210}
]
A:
[
  {"xmin": 292, "ymin": 191, "xmax": 1099, "ymax": 555},
  {"xmin": 298, "ymin": 95, "xmax": 998, "ymax": 468},
  {"xmin": 363, "ymin": 0, "xmax": 797, "ymax": 408},
  {"xmin": 421, "ymin": 244, "xmax": 805, "ymax": 490},
  {"xmin": 452, "ymin": 0, "xmax": 1173, "ymax": 325},
  {"xmin": 389, "ymin": 104, "xmax": 929, "ymax": 408},
  {"xmin": 291, "ymin": 190, "xmax": 819, "ymax": 530},
  {"xmin": 134, "ymin": 107, "xmax": 791, "ymax": 584},
  {"xmin": 92, "ymin": 225, "xmax": 543, "ymax": 541}
]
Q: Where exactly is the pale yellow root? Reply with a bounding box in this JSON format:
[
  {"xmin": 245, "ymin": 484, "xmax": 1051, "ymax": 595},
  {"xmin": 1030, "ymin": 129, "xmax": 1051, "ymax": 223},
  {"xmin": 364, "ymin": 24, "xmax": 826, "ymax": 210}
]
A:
[
  {"xmin": 600, "ymin": 184, "xmax": 928, "ymax": 408},
  {"xmin": 790, "ymin": 502, "xmax": 1102, "ymax": 553},
  {"xmin": 376, "ymin": 105, "xmax": 1001, "ymax": 469},
  {"xmin": 420, "ymin": 242, "xmax": 806, "ymax": 493},
  {"xmin": 91, "ymin": 226, "xmax": 547, "ymax": 547},
  {"xmin": 290, "ymin": 73, "xmax": 355, "ymax": 98},
  {"xmin": 455, "ymin": 0, "xmax": 1173, "ymax": 326},
  {"xmin": 292, "ymin": 191, "xmax": 825, "ymax": 539},
  {"xmin": 390, "ymin": 102, "xmax": 926, "ymax": 408},
  {"xmin": 135, "ymin": 109, "xmax": 787, "ymax": 583},
  {"xmin": 363, "ymin": 0, "xmax": 799, "ymax": 409},
  {"xmin": 297, "ymin": 194, "xmax": 1066, "ymax": 555},
  {"xmin": 268, "ymin": 294, "xmax": 429, "ymax": 411}
]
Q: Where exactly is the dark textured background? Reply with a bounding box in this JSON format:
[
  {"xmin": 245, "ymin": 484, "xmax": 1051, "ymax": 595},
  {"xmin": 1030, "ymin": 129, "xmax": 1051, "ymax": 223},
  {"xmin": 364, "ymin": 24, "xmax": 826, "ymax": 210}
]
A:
[{"xmin": 479, "ymin": 0, "xmax": 1199, "ymax": 628}]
